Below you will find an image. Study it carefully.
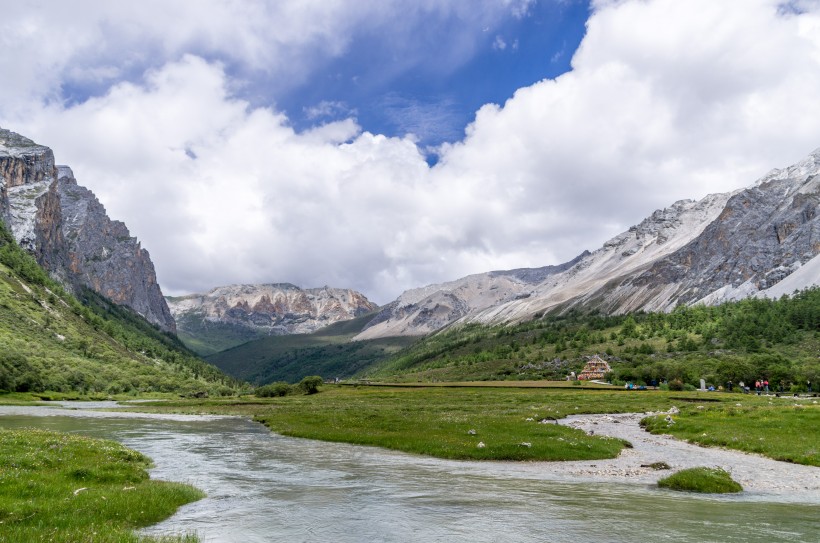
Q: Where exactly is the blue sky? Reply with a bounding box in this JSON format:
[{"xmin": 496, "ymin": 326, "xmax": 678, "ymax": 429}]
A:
[
  {"xmin": 53, "ymin": 0, "xmax": 590, "ymax": 154},
  {"xmin": 2, "ymin": 0, "xmax": 820, "ymax": 303},
  {"xmin": 273, "ymin": 1, "xmax": 589, "ymax": 153}
]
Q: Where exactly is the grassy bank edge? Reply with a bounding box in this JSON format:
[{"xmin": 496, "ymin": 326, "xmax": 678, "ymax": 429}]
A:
[{"xmin": 0, "ymin": 428, "xmax": 203, "ymax": 542}]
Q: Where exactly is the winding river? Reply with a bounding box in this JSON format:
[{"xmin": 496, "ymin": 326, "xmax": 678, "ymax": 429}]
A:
[{"xmin": 1, "ymin": 403, "xmax": 817, "ymax": 542}]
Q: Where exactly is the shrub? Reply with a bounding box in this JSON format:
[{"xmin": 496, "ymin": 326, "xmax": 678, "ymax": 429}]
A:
[
  {"xmin": 298, "ymin": 375, "xmax": 324, "ymax": 395},
  {"xmin": 256, "ymin": 382, "xmax": 292, "ymax": 397},
  {"xmin": 658, "ymin": 467, "xmax": 742, "ymax": 493},
  {"xmin": 668, "ymin": 379, "xmax": 684, "ymax": 391}
]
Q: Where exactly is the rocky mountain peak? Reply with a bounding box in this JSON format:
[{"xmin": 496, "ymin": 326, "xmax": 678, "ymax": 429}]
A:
[
  {"xmin": 1, "ymin": 129, "xmax": 59, "ymax": 251},
  {"xmin": 758, "ymin": 147, "xmax": 820, "ymax": 186},
  {"xmin": 167, "ymin": 283, "xmax": 378, "ymax": 341},
  {"xmin": 354, "ymin": 252, "xmax": 588, "ymax": 340},
  {"xmin": 57, "ymin": 166, "xmax": 176, "ymax": 332},
  {"xmin": 0, "ymin": 127, "xmax": 176, "ymax": 332}
]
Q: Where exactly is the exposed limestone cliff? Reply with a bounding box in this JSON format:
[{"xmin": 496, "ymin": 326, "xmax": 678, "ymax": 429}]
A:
[
  {"xmin": 467, "ymin": 149, "xmax": 820, "ymax": 326},
  {"xmin": 626, "ymin": 154, "xmax": 819, "ymax": 307},
  {"xmin": 0, "ymin": 128, "xmax": 176, "ymax": 332},
  {"xmin": 0, "ymin": 130, "xmax": 63, "ymax": 261},
  {"xmin": 167, "ymin": 283, "xmax": 378, "ymax": 337}
]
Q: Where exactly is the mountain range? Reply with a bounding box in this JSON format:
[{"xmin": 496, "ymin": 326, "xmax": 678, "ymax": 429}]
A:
[
  {"xmin": 3, "ymin": 126, "xmax": 819, "ymax": 386},
  {"xmin": 355, "ymin": 148, "xmax": 820, "ymax": 340},
  {"xmin": 166, "ymin": 283, "xmax": 377, "ymax": 355}
]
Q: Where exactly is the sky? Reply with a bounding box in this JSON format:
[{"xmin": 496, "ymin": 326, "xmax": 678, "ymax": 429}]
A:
[{"xmin": 2, "ymin": 0, "xmax": 820, "ymax": 305}]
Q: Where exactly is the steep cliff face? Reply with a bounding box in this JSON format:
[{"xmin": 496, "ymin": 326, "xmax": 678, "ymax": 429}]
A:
[
  {"xmin": 167, "ymin": 283, "xmax": 378, "ymax": 338},
  {"xmin": 633, "ymin": 150, "xmax": 820, "ymax": 306},
  {"xmin": 0, "ymin": 129, "xmax": 68, "ymax": 278},
  {"xmin": 0, "ymin": 128, "xmax": 176, "ymax": 333},
  {"xmin": 58, "ymin": 166, "xmax": 176, "ymax": 332}
]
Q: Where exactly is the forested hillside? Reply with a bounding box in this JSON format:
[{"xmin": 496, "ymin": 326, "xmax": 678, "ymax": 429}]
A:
[
  {"xmin": 368, "ymin": 289, "xmax": 819, "ymax": 389},
  {"xmin": 207, "ymin": 313, "xmax": 416, "ymax": 384},
  {"xmin": 0, "ymin": 220, "xmax": 237, "ymax": 396}
]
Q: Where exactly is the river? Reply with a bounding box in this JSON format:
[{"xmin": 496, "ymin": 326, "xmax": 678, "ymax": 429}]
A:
[{"xmin": 0, "ymin": 404, "xmax": 817, "ymax": 542}]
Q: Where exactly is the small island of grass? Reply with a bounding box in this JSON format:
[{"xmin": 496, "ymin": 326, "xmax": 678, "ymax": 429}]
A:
[
  {"xmin": 0, "ymin": 428, "xmax": 202, "ymax": 542},
  {"xmin": 657, "ymin": 467, "xmax": 743, "ymax": 493}
]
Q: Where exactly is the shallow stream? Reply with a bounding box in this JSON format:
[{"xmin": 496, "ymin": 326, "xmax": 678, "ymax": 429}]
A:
[{"xmin": 0, "ymin": 404, "xmax": 817, "ymax": 542}]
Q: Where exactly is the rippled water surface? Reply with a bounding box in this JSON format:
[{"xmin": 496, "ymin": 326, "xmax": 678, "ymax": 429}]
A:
[{"xmin": 1, "ymin": 405, "xmax": 818, "ymax": 542}]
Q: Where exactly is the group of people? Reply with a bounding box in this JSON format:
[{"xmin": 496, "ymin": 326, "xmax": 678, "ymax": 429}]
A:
[
  {"xmin": 733, "ymin": 379, "xmax": 815, "ymax": 395},
  {"xmin": 733, "ymin": 379, "xmax": 773, "ymax": 394}
]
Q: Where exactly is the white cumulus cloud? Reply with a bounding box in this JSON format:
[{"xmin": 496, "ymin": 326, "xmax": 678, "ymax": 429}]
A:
[{"xmin": 2, "ymin": 0, "xmax": 820, "ymax": 305}]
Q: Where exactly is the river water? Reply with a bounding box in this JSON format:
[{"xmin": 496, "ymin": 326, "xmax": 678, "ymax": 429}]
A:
[{"xmin": 0, "ymin": 404, "xmax": 817, "ymax": 543}]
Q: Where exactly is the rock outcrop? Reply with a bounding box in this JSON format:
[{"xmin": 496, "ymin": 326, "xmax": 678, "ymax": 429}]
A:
[
  {"xmin": 359, "ymin": 148, "xmax": 820, "ymax": 339},
  {"xmin": 0, "ymin": 129, "xmax": 69, "ymax": 279},
  {"xmin": 167, "ymin": 283, "xmax": 378, "ymax": 336},
  {"xmin": 0, "ymin": 128, "xmax": 176, "ymax": 332}
]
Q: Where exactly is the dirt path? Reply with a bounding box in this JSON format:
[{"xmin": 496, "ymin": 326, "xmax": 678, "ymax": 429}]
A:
[{"xmin": 552, "ymin": 411, "xmax": 820, "ymax": 500}]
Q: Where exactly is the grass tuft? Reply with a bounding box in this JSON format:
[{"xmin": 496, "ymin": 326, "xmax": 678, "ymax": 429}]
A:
[{"xmin": 658, "ymin": 467, "xmax": 743, "ymax": 493}]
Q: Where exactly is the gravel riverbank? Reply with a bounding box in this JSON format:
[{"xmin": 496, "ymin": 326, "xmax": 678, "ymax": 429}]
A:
[{"xmin": 553, "ymin": 411, "xmax": 819, "ymax": 500}]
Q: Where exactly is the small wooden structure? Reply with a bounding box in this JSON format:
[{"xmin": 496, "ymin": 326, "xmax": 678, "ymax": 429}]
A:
[{"xmin": 578, "ymin": 355, "xmax": 611, "ymax": 380}]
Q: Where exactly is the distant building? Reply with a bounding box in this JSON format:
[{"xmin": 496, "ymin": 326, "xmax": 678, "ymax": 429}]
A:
[{"xmin": 578, "ymin": 355, "xmax": 611, "ymax": 380}]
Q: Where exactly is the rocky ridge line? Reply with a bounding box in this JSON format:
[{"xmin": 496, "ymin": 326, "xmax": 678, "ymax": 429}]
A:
[
  {"xmin": 167, "ymin": 283, "xmax": 378, "ymax": 336},
  {"xmin": 358, "ymin": 148, "xmax": 820, "ymax": 339},
  {"xmin": 354, "ymin": 253, "xmax": 588, "ymax": 340}
]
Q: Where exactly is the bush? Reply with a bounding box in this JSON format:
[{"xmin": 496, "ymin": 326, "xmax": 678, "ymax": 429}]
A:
[
  {"xmin": 668, "ymin": 379, "xmax": 684, "ymax": 391},
  {"xmin": 256, "ymin": 382, "xmax": 292, "ymax": 397},
  {"xmin": 658, "ymin": 467, "xmax": 742, "ymax": 493},
  {"xmin": 298, "ymin": 375, "xmax": 324, "ymax": 395}
]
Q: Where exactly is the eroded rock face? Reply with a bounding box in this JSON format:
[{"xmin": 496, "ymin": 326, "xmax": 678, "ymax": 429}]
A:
[
  {"xmin": 58, "ymin": 167, "xmax": 176, "ymax": 332},
  {"xmin": 466, "ymin": 149, "xmax": 820, "ymax": 325},
  {"xmin": 0, "ymin": 128, "xmax": 176, "ymax": 333},
  {"xmin": 1, "ymin": 129, "xmax": 61, "ymax": 256},
  {"xmin": 626, "ymin": 161, "xmax": 819, "ymax": 306},
  {"xmin": 167, "ymin": 283, "xmax": 378, "ymax": 335}
]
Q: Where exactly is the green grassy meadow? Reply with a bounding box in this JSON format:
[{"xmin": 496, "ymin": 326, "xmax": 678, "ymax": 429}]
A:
[
  {"xmin": 642, "ymin": 401, "xmax": 820, "ymax": 466},
  {"xmin": 125, "ymin": 384, "xmax": 819, "ymax": 464},
  {"xmin": 0, "ymin": 428, "xmax": 202, "ymax": 542}
]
